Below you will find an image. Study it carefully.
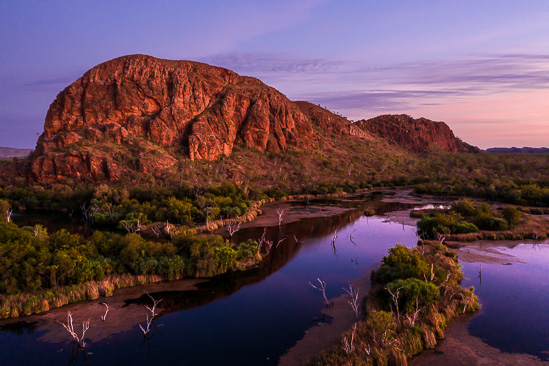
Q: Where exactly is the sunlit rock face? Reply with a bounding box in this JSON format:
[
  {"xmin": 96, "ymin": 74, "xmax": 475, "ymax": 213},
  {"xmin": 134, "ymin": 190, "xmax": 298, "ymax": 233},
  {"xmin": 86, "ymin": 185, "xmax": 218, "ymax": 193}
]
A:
[
  {"xmin": 30, "ymin": 55, "xmax": 319, "ymax": 182},
  {"xmin": 355, "ymin": 115, "xmax": 479, "ymax": 153}
]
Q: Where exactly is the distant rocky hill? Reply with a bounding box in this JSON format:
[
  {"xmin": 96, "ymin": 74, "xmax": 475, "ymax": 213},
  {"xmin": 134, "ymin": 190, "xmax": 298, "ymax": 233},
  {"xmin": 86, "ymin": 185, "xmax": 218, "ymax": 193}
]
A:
[
  {"xmin": 355, "ymin": 115, "xmax": 479, "ymax": 153},
  {"xmin": 0, "ymin": 147, "xmax": 33, "ymax": 158},
  {"xmin": 485, "ymin": 147, "xmax": 549, "ymax": 154},
  {"xmin": 28, "ymin": 54, "xmax": 477, "ymax": 184}
]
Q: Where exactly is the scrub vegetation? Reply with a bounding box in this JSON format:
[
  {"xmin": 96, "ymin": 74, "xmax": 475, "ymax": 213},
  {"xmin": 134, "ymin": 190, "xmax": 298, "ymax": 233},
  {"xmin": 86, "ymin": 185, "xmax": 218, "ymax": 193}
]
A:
[
  {"xmin": 416, "ymin": 198, "xmax": 549, "ymax": 241},
  {"xmin": 309, "ymin": 242, "xmax": 479, "ymax": 366}
]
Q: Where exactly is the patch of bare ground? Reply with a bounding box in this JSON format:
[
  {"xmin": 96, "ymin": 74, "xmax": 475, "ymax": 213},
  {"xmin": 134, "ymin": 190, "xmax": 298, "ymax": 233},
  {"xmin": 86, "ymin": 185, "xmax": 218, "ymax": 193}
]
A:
[
  {"xmin": 278, "ymin": 273, "xmax": 371, "ymax": 366},
  {"xmin": 240, "ymin": 201, "xmax": 351, "ymax": 229}
]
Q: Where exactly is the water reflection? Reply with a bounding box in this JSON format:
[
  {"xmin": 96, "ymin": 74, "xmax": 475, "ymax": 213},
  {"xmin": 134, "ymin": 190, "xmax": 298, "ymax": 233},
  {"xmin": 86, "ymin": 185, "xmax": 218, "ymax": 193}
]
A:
[{"xmin": 461, "ymin": 242, "xmax": 549, "ymax": 360}]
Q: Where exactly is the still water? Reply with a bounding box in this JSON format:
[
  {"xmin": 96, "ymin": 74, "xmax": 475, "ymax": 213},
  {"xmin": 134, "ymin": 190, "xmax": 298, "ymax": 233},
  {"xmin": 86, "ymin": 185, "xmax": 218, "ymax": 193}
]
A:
[{"xmin": 461, "ymin": 243, "xmax": 549, "ymax": 360}]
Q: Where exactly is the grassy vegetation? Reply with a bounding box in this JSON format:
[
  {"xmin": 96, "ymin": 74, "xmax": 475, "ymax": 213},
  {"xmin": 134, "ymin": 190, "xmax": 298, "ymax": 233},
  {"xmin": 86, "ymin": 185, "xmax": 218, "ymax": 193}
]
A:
[
  {"xmin": 416, "ymin": 198, "xmax": 549, "ymax": 241},
  {"xmin": 309, "ymin": 242, "xmax": 479, "ymax": 366}
]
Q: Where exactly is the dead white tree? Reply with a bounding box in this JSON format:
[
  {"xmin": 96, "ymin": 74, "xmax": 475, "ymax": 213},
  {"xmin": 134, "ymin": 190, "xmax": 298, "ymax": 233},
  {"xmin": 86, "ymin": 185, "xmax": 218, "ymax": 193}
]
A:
[
  {"xmin": 437, "ymin": 232, "xmax": 446, "ymax": 244},
  {"xmin": 405, "ymin": 297, "xmax": 423, "ymax": 327},
  {"xmin": 165, "ymin": 220, "xmax": 171, "ymax": 236},
  {"xmin": 364, "ymin": 344, "xmax": 371, "ymax": 355},
  {"xmin": 460, "ymin": 292, "xmax": 471, "ymax": 314},
  {"xmin": 144, "ymin": 292, "xmax": 162, "ymax": 318},
  {"xmin": 257, "ymin": 228, "xmax": 275, "ymax": 254},
  {"xmin": 6, "ymin": 208, "xmax": 13, "ymax": 222},
  {"xmin": 424, "ymin": 264, "xmax": 435, "ymax": 282},
  {"xmin": 386, "ymin": 287, "xmax": 403, "ymax": 322},
  {"xmin": 343, "ymin": 323, "xmax": 357, "ymax": 354},
  {"xmin": 139, "ymin": 314, "xmax": 153, "ymax": 335},
  {"xmin": 58, "ymin": 311, "xmax": 90, "ymax": 349},
  {"xmin": 151, "ymin": 224, "xmax": 162, "ymax": 238},
  {"xmin": 257, "ymin": 228, "xmax": 267, "ymax": 250},
  {"xmin": 226, "ymin": 221, "xmax": 241, "ymax": 240},
  {"xmin": 138, "ymin": 293, "xmax": 162, "ymax": 337},
  {"xmin": 276, "ymin": 208, "xmax": 285, "ymax": 227},
  {"xmin": 100, "ymin": 302, "xmax": 109, "ymax": 322},
  {"xmin": 309, "ymin": 278, "xmax": 330, "ymax": 307},
  {"xmin": 343, "ymin": 284, "xmax": 360, "ymax": 320},
  {"xmin": 413, "ymin": 229, "xmax": 425, "ymax": 254}
]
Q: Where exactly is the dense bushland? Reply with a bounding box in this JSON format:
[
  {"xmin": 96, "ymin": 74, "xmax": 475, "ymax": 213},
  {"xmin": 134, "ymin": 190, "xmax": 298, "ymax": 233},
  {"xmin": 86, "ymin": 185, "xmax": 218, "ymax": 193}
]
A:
[{"xmin": 0, "ymin": 220, "xmax": 259, "ymax": 318}]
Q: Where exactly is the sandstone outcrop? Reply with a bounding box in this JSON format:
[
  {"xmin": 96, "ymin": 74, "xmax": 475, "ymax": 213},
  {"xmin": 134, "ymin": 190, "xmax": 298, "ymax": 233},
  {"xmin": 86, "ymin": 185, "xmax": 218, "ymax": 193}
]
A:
[
  {"xmin": 31, "ymin": 55, "xmax": 316, "ymax": 182},
  {"xmin": 28, "ymin": 55, "xmax": 476, "ymax": 184},
  {"xmin": 355, "ymin": 114, "xmax": 479, "ymax": 153}
]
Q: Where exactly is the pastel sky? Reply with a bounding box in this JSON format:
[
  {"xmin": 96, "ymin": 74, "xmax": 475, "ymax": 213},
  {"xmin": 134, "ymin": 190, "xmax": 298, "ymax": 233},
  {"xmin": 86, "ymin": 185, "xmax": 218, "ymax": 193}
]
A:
[{"xmin": 1, "ymin": 0, "xmax": 548, "ymax": 149}]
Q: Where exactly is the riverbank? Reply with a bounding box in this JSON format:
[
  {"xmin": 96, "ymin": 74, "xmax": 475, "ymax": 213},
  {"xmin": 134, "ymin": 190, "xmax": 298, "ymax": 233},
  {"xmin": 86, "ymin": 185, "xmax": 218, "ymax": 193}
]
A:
[{"xmin": 0, "ymin": 277, "xmax": 205, "ymax": 344}]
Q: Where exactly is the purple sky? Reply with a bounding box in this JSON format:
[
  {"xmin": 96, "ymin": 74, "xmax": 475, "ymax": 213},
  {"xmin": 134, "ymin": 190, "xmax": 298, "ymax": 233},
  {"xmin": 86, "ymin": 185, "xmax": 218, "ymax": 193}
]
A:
[{"xmin": 1, "ymin": 0, "xmax": 548, "ymax": 149}]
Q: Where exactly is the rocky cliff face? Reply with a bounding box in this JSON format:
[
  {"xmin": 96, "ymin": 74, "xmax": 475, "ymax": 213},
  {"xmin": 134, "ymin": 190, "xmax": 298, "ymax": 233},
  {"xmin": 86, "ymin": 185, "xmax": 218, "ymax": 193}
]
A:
[
  {"xmin": 355, "ymin": 115, "xmax": 479, "ymax": 153},
  {"xmin": 31, "ymin": 55, "xmax": 316, "ymax": 182}
]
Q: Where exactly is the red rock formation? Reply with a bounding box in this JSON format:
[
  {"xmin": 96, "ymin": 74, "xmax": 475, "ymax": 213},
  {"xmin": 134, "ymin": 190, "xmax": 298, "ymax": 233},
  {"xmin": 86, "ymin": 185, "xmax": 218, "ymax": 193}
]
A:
[
  {"xmin": 31, "ymin": 55, "xmax": 315, "ymax": 182},
  {"xmin": 355, "ymin": 115, "xmax": 479, "ymax": 153},
  {"xmin": 295, "ymin": 101, "xmax": 371, "ymax": 139}
]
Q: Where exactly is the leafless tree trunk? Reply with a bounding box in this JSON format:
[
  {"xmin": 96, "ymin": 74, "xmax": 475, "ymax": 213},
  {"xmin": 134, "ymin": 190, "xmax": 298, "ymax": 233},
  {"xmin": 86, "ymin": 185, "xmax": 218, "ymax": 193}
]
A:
[
  {"xmin": 144, "ymin": 292, "xmax": 162, "ymax": 318},
  {"xmin": 405, "ymin": 297, "xmax": 423, "ymax": 327},
  {"xmin": 424, "ymin": 264, "xmax": 435, "ymax": 282},
  {"xmin": 386, "ymin": 286, "xmax": 402, "ymax": 322},
  {"xmin": 100, "ymin": 302, "xmax": 109, "ymax": 322},
  {"xmin": 413, "ymin": 229, "xmax": 425, "ymax": 254},
  {"xmin": 309, "ymin": 278, "xmax": 330, "ymax": 307},
  {"xmin": 343, "ymin": 284, "xmax": 360, "ymax": 320},
  {"xmin": 343, "ymin": 323, "xmax": 357, "ymax": 354},
  {"xmin": 226, "ymin": 221, "xmax": 241, "ymax": 240},
  {"xmin": 165, "ymin": 220, "xmax": 171, "ymax": 236},
  {"xmin": 139, "ymin": 293, "xmax": 163, "ymax": 336},
  {"xmin": 276, "ymin": 208, "xmax": 285, "ymax": 227},
  {"xmin": 58, "ymin": 311, "xmax": 90, "ymax": 349},
  {"xmin": 151, "ymin": 225, "xmax": 162, "ymax": 238},
  {"xmin": 437, "ymin": 232, "xmax": 446, "ymax": 244},
  {"xmin": 460, "ymin": 292, "xmax": 471, "ymax": 314},
  {"xmin": 6, "ymin": 209, "xmax": 13, "ymax": 222},
  {"xmin": 139, "ymin": 314, "xmax": 153, "ymax": 335}
]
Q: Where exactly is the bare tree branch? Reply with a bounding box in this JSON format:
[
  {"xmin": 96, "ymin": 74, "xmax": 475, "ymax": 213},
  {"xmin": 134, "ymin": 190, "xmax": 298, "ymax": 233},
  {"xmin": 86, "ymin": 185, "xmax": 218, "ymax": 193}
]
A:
[
  {"xmin": 309, "ymin": 278, "xmax": 330, "ymax": 307},
  {"xmin": 343, "ymin": 284, "xmax": 360, "ymax": 320},
  {"xmin": 58, "ymin": 311, "xmax": 90, "ymax": 349}
]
